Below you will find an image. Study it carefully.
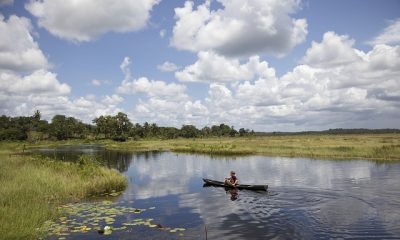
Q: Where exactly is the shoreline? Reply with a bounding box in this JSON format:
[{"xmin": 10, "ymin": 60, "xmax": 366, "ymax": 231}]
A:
[{"xmin": 20, "ymin": 133, "xmax": 400, "ymax": 161}]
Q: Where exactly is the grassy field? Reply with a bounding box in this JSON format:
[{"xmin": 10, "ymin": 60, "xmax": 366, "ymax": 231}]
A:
[
  {"xmin": 99, "ymin": 134, "xmax": 400, "ymax": 160},
  {"xmin": 0, "ymin": 142, "xmax": 127, "ymax": 239}
]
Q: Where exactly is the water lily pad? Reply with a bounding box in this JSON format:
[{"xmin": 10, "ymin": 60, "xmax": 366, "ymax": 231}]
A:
[
  {"xmin": 45, "ymin": 199, "xmax": 189, "ymax": 238},
  {"xmin": 122, "ymin": 222, "xmax": 135, "ymax": 226},
  {"xmin": 113, "ymin": 226, "xmax": 127, "ymax": 230},
  {"xmin": 133, "ymin": 221, "xmax": 145, "ymax": 225},
  {"xmin": 170, "ymin": 227, "xmax": 186, "ymax": 233}
]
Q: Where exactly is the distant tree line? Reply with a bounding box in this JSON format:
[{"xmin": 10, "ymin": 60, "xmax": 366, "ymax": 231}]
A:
[
  {"xmin": 257, "ymin": 128, "xmax": 400, "ymax": 136},
  {"xmin": 0, "ymin": 111, "xmax": 254, "ymax": 141}
]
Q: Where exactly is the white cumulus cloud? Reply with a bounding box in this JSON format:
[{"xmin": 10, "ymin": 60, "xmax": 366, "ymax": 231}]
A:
[
  {"xmin": 0, "ymin": 71, "xmax": 123, "ymax": 122},
  {"xmin": 0, "ymin": 70, "xmax": 70, "ymax": 95},
  {"xmin": 0, "ymin": 15, "xmax": 48, "ymax": 72},
  {"xmin": 176, "ymin": 51, "xmax": 275, "ymax": 83},
  {"xmin": 157, "ymin": 61, "xmax": 179, "ymax": 72},
  {"xmin": 91, "ymin": 79, "xmax": 111, "ymax": 86},
  {"xmin": 301, "ymin": 31, "xmax": 364, "ymax": 68},
  {"xmin": 368, "ymin": 18, "xmax": 400, "ymax": 46},
  {"xmin": 118, "ymin": 77, "xmax": 188, "ymax": 100},
  {"xmin": 0, "ymin": 15, "xmax": 123, "ymax": 122},
  {"xmin": 116, "ymin": 57, "xmax": 209, "ymax": 126},
  {"xmin": 117, "ymin": 57, "xmax": 187, "ymax": 100},
  {"xmin": 25, "ymin": 0, "xmax": 160, "ymax": 42},
  {"xmin": 91, "ymin": 79, "xmax": 102, "ymax": 86},
  {"xmin": 117, "ymin": 30, "xmax": 400, "ymax": 130},
  {"xmin": 171, "ymin": 0, "xmax": 307, "ymax": 57},
  {"xmin": 170, "ymin": 31, "xmax": 400, "ymax": 130}
]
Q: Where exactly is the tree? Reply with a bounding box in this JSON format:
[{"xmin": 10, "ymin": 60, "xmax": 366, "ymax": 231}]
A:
[
  {"xmin": 211, "ymin": 125, "xmax": 221, "ymax": 136},
  {"xmin": 93, "ymin": 113, "xmax": 133, "ymax": 140},
  {"xmin": 93, "ymin": 115, "xmax": 117, "ymax": 138},
  {"xmin": 201, "ymin": 126, "xmax": 211, "ymax": 137},
  {"xmin": 50, "ymin": 115, "xmax": 69, "ymax": 140},
  {"xmin": 181, "ymin": 125, "xmax": 199, "ymax": 138},
  {"xmin": 115, "ymin": 112, "xmax": 132, "ymax": 137},
  {"xmin": 239, "ymin": 128, "xmax": 246, "ymax": 136},
  {"xmin": 143, "ymin": 122, "xmax": 151, "ymax": 138},
  {"xmin": 219, "ymin": 124, "xmax": 232, "ymax": 136},
  {"xmin": 33, "ymin": 110, "xmax": 41, "ymax": 121},
  {"xmin": 150, "ymin": 123, "xmax": 160, "ymax": 137},
  {"xmin": 49, "ymin": 115, "xmax": 87, "ymax": 140},
  {"xmin": 130, "ymin": 123, "xmax": 144, "ymax": 138},
  {"xmin": 160, "ymin": 127, "xmax": 180, "ymax": 139},
  {"xmin": 229, "ymin": 126, "xmax": 238, "ymax": 137}
]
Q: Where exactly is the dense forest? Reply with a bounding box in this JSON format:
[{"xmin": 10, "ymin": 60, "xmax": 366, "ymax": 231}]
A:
[{"xmin": 0, "ymin": 111, "xmax": 254, "ymax": 141}]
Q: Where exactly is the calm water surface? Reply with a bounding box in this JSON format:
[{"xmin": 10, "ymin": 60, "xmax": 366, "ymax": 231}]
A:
[{"xmin": 35, "ymin": 145, "xmax": 400, "ymax": 239}]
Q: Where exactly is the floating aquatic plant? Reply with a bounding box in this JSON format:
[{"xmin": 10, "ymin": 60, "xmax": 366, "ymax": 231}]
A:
[{"xmin": 44, "ymin": 201, "xmax": 186, "ymax": 238}]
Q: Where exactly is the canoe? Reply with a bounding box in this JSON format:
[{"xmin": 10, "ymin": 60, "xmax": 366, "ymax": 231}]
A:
[{"xmin": 203, "ymin": 178, "xmax": 268, "ymax": 191}]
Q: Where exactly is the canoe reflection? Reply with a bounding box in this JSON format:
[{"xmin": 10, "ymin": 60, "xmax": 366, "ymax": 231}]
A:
[{"xmin": 202, "ymin": 184, "xmax": 239, "ymax": 201}]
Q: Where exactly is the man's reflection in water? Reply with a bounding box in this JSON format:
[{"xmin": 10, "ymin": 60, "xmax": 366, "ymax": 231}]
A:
[{"xmin": 226, "ymin": 188, "xmax": 239, "ymax": 201}]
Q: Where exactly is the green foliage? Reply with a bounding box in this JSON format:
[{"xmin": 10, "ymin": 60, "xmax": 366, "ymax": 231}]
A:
[
  {"xmin": 180, "ymin": 125, "xmax": 200, "ymax": 138},
  {"xmin": 0, "ymin": 110, "xmax": 92, "ymax": 141},
  {"xmin": 93, "ymin": 113, "xmax": 251, "ymax": 141},
  {"xmin": 49, "ymin": 115, "xmax": 90, "ymax": 140},
  {"xmin": 93, "ymin": 112, "xmax": 133, "ymax": 139},
  {"xmin": 0, "ymin": 115, "xmax": 29, "ymax": 140},
  {"xmin": 0, "ymin": 111, "xmax": 252, "ymax": 141}
]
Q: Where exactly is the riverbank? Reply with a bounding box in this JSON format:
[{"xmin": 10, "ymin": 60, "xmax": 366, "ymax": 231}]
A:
[
  {"xmin": 0, "ymin": 142, "xmax": 127, "ymax": 239},
  {"xmin": 104, "ymin": 134, "xmax": 400, "ymax": 160},
  {"xmin": 24, "ymin": 133, "xmax": 400, "ymax": 160}
]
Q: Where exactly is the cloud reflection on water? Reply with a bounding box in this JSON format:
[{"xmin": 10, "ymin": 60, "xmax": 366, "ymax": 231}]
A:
[
  {"xmin": 35, "ymin": 147, "xmax": 400, "ymax": 239},
  {"xmin": 126, "ymin": 152, "xmax": 378, "ymax": 199},
  {"xmin": 122, "ymin": 152, "xmax": 400, "ymax": 239}
]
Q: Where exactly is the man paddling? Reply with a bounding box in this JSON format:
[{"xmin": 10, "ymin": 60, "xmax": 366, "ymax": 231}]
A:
[{"xmin": 225, "ymin": 170, "xmax": 239, "ymax": 187}]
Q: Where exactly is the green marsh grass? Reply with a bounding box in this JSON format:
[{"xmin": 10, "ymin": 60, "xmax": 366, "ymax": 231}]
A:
[
  {"xmin": 0, "ymin": 142, "xmax": 127, "ymax": 239},
  {"xmin": 102, "ymin": 134, "xmax": 400, "ymax": 160}
]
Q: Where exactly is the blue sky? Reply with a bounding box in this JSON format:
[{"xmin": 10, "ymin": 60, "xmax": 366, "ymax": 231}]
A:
[{"xmin": 0, "ymin": 0, "xmax": 399, "ymax": 131}]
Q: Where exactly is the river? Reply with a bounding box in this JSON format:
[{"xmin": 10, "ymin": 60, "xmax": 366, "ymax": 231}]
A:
[{"xmin": 34, "ymin": 145, "xmax": 400, "ymax": 239}]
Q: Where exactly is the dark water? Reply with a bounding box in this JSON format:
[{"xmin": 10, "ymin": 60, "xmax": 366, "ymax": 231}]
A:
[{"xmin": 35, "ymin": 146, "xmax": 400, "ymax": 239}]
